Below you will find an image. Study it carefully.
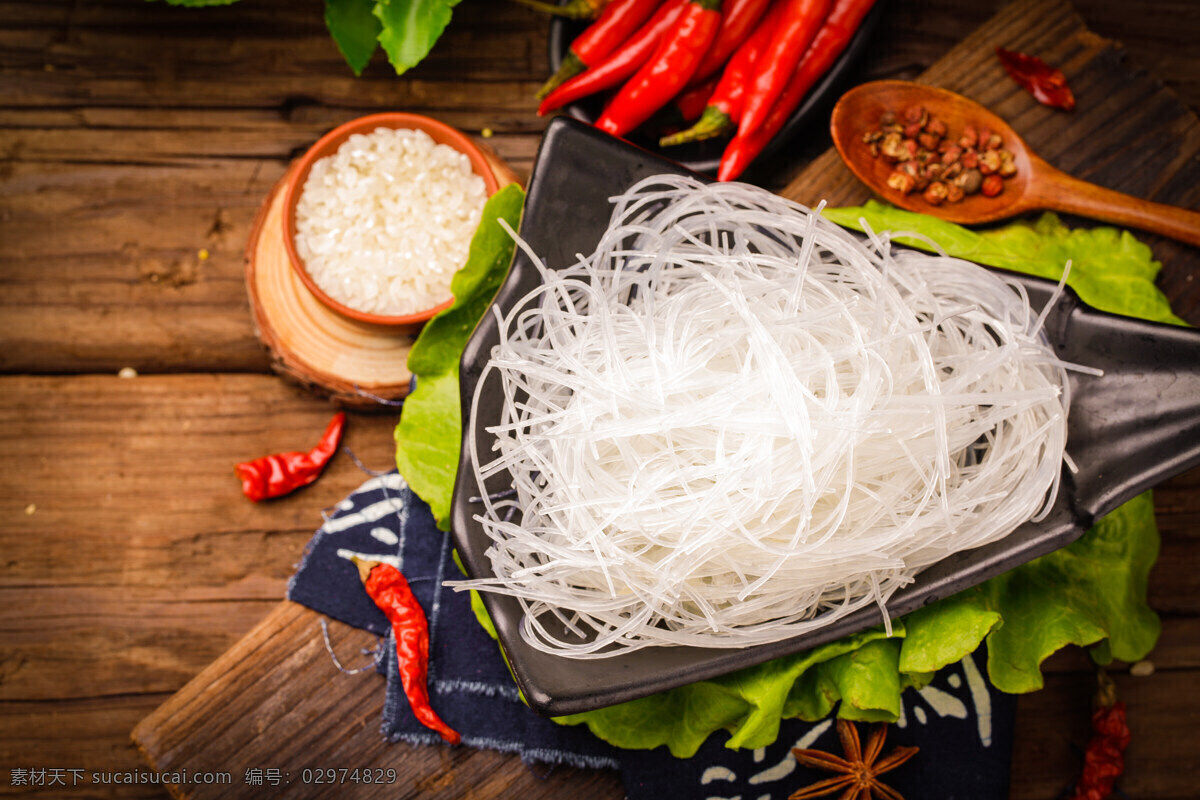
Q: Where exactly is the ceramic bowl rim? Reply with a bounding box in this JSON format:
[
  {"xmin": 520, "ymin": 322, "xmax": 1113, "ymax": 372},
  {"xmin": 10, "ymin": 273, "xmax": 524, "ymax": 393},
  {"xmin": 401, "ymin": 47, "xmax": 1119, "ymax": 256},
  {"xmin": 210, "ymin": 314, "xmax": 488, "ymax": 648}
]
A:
[{"xmin": 282, "ymin": 112, "xmax": 501, "ymax": 327}]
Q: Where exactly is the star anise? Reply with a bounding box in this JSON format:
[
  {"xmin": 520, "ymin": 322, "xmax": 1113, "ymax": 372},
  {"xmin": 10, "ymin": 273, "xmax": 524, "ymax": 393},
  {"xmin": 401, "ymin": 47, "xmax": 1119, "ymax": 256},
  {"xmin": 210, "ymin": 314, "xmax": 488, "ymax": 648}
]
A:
[{"xmin": 789, "ymin": 719, "xmax": 920, "ymax": 800}]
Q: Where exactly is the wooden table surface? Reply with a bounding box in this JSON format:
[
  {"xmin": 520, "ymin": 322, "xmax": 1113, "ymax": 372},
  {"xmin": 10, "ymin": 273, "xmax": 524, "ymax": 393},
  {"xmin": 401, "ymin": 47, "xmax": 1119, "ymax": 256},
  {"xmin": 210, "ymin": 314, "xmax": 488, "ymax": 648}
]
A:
[{"xmin": 2, "ymin": 1, "xmax": 1198, "ymax": 798}]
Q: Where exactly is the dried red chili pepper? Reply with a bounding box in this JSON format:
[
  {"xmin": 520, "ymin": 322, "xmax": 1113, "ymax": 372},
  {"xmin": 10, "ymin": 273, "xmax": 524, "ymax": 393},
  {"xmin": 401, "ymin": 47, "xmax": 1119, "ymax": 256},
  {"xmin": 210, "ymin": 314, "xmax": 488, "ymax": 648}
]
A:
[
  {"xmin": 1069, "ymin": 669, "xmax": 1130, "ymax": 800},
  {"xmin": 538, "ymin": 0, "xmax": 664, "ymax": 99},
  {"xmin": 355, "ymin": 558, "xmax": 462, "ymax": 745},
  {"xmin": 660, "ymin": 0, "xmax": 781, "ymax": 146},
  {"xmin": 234, "ymin": 411, "xmax": 346, "ymax": 502},
  {"xmin": 539, "ymin": 0, "xmax": 688, "ymax": 115},
  {"xmin": 735, "ymin": 0, "xmax": 831, "ymax": 138},
  {"xmin": 995, "ymin": 46, "xmax": 1076, "ymax": 111},
  {"xmin": 596, "ymin": 0, "xmax": 724, "ymax": 138},
  {"xmin": 718, "ymin": 0, "xmax": 877, "ymax": 181},
  {"xmin": 690, "ymin": 0, "xmax": 771, "ymax": 83}
]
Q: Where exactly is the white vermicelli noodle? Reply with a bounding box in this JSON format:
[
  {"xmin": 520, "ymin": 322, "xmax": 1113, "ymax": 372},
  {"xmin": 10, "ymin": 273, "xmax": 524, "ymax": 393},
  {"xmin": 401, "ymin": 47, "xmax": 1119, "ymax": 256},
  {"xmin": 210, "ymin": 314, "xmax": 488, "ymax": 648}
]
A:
[
  {"xmin": 294, "ymin": 126, "xmax": 487, "ymax": 316},
  {"xmin": 457, "ymin": 175, "xmax": 1071, "ymax": 658}
]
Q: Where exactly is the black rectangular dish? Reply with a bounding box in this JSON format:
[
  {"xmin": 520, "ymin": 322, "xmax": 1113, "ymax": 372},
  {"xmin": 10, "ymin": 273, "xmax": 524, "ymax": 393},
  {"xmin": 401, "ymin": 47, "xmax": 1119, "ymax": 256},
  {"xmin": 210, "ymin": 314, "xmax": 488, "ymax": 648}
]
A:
[{"xmin": 450, "ymin": 117, "xmax": 1200, "ymax": 716}]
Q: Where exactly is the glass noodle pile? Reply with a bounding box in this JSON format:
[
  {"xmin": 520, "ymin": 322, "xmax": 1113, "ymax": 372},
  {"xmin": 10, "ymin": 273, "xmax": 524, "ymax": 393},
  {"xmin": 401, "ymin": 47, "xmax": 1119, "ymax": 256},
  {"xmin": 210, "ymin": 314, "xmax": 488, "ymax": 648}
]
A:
[{"xmin": 459, "ymin": 175, "xmax": 1074, "ymax": 659}]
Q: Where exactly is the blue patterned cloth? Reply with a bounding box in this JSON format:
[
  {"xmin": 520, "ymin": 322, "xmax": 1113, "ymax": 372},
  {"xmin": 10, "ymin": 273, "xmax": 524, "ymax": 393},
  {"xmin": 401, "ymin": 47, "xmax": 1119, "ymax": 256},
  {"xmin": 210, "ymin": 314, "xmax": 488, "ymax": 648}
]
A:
[{"xmin": 288, "ymin": 471, "xmax": 1015, "ymax": 798}]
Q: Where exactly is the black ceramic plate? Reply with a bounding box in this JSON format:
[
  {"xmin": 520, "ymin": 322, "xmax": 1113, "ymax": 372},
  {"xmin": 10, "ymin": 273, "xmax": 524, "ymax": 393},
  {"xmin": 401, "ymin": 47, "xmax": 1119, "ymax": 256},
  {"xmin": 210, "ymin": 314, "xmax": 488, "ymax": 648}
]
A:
[
  {"xmin": 451, "ymin": 117, "xmax": 1200, "ymax": 716},
  {"xmin": 546, "ymin": 0, "xmax": 886, "ymax": 174}
]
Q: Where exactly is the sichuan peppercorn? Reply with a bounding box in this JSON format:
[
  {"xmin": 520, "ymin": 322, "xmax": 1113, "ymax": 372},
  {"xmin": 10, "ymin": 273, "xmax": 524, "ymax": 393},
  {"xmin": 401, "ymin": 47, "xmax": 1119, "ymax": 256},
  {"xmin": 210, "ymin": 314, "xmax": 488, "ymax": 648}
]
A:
[{"xmin": 861, "ymin": 107, "xmax": 1018, "ymax": 207}]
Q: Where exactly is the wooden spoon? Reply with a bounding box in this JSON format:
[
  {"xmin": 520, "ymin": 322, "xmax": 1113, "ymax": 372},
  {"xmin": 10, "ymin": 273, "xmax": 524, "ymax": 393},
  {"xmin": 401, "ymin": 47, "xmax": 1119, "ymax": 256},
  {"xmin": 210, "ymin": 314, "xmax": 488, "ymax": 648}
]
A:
[{"xmin": 830, "ymin": 80, "xmax": 1200, "ymax": 247}]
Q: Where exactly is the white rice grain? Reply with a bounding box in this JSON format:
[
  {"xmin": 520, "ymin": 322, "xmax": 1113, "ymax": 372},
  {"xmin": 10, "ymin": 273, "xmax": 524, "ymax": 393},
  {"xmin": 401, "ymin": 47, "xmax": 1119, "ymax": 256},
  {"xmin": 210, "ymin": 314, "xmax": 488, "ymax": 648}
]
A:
[{"xmin": 294, "ymin": 126, "xmax": 487, "ymax": 316}]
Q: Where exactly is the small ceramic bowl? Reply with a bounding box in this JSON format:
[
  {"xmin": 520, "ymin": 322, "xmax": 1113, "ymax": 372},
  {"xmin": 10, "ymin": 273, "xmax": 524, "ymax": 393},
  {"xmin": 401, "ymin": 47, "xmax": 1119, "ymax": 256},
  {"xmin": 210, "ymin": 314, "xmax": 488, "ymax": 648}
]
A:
[{"xmin": 282, "ymin": 112, "xmax": 501, "ymax": 327}]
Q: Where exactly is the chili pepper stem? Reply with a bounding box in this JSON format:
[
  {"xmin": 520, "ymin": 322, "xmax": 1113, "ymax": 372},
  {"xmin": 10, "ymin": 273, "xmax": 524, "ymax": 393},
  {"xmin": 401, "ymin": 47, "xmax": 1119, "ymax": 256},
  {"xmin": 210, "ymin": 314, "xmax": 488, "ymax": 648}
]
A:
[
  {"xmin": 1095, "ymin": 664, "xmax": 1117, "ymax": 708},
  {"xmin": 511, "ymin": 0, "xmax": 602, "ymax": 19},
  {"xmin": 659, "ymin": 105, "xmax": 733, "ymax": 146},
  {"xmin": 538, "ymin": 52, "xmax": 586, "ymax": 100},
  {"xmin": 350, "ymin": 556, "xmax": 381, "ymax": 584}
]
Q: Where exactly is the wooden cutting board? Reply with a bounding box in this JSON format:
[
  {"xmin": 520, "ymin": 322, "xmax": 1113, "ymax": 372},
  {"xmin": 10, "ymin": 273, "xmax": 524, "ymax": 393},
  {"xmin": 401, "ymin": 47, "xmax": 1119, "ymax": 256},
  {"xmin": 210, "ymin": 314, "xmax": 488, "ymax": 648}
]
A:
[{"xmin": 132, "ymin": 0, "xmax": 1200, "ymax": 797}]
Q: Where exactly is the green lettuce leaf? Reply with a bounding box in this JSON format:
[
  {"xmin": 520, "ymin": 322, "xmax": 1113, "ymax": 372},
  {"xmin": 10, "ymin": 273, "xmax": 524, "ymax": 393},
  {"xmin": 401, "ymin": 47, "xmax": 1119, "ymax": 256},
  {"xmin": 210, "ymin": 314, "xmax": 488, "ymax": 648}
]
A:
[
  {"xmin": 394, "ymin": 183, "xmax": 524, "ymax": 529},
  {"xmin": 822, "ymin": 201, "xmax": 1185, "ymax": 326},
  {"xmin": 375, "ymin": 0, "xmax": 462, "ymax": 77},
  {"xmin": 553, "ymin": 627, "xmax": 896, "ymax": 757},
  {"xmin": 980, "ymin": 493, "xmax": 1161, "ymax": 692},
  {"xmin": 324, "ymin": 0, "xmax": 382, "ymax": 76},
  {"xmin": 898, "ymin": 587, "xmax": 1001, "ymax": 675}
]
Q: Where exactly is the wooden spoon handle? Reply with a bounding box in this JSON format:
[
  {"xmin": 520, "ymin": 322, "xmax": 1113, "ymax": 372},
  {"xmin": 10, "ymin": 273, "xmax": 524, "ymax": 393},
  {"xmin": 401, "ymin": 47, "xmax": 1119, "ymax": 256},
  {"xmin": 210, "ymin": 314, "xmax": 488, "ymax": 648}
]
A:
[{"xmin": 1030, "ymin": 161, "xmax": 1200, "ymax": 247}]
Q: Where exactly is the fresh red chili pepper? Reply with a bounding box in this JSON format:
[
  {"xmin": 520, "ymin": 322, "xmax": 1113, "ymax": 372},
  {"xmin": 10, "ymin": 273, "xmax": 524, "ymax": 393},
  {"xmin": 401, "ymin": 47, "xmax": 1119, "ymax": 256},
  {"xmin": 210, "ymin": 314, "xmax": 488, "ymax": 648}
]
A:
[
  {"xmin": 234, "ymin": 411, "xmax": 345, "ymax": 501},
  {"xmin": 538, "ymin": 0, "xmax": 664, "ymax": 99},
  {"xmin": 672, "ymin": 74, "xmax": 720, "ymax": 121},
  {"xmin": 660, "ymin": 0, "xmax": 781, "ymax": 146},
  {"xmin": 596, "ymin": 0, "xmax": 724, "ymax": 138},
  {"xmin": 718, "ymin": 0, "xmax": 876, "ymax": 181},
  {"xmin": 513, "ymin": 0, "xmax": 612, "ymax": 18},
  {"xmin": 355, "ymin": 558, "xmax": 461, "ymax": 745},
  {"xmin": 736, "ymin": 0, "xmax": 831, "ymax": 138},
  {"xmin": 539, "ymin": 0, "xmax": 688, "ymax": 115},
  {"xmin": 690, "ymin": 0, "xmax": 771, "ymax": 83},
  {"xmin": 995, "ymin": 46, "xmax": 1076, "ymax": 111},
  {"xmin": 1069, "ymin": 670, "xmax": 1130, "ymax": 800}
]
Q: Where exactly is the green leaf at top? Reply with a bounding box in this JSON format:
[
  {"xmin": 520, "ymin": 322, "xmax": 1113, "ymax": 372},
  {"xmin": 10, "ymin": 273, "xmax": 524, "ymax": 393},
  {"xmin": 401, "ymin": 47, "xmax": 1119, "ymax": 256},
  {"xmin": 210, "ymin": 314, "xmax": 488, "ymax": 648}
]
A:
[
  {"xmin": 394, "ymin": 183, "xmax": 525, "ymax": 529},
  {"xmin": 325, "ymin": 0, "xmax": 382, "ymax": 76},
  {"xmin": 374, "ymin": 0, "xmax": 462, "ymax": 77}
]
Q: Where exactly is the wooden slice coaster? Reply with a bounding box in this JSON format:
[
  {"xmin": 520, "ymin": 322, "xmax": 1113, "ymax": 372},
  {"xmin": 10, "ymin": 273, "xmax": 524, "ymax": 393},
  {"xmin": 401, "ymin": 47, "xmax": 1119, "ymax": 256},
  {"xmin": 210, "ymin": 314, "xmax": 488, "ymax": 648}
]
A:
[{"xmin": 244, "ymin": 143, "xmax": 520, "ymax": 411}]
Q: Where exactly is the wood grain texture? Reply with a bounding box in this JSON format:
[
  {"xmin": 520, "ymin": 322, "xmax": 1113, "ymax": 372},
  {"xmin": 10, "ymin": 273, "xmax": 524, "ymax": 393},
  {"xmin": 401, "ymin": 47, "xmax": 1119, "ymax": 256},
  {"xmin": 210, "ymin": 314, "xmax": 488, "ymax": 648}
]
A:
[
  {"xmin": 3, "ymin": 696, "xmax": 171, "ymax": 799},
  {"xmin": 131, "ymin": 602, "xmax": 624, "ymax": 800},
  {"xmin": 2, "ymin": 0, "xmax": 1199, "ymax": 798},
  {"xmin": 0, "ymin": 375, "xmax": 401, "ymax": 703},
  {"xmin": 0, "ymin": 374, "xmax": 403, "ymax": 796}
]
